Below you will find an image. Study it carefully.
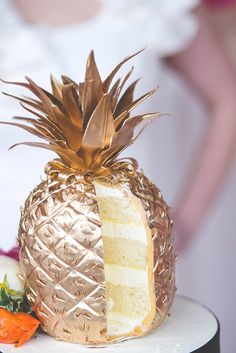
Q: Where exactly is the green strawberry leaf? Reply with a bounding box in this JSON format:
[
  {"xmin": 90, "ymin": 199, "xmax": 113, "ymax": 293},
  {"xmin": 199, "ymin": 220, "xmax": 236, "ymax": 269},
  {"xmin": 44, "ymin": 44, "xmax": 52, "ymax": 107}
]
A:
[
  {"xmin": 0, "ymin": 275, "xmax": 32, "ymax": 314},
  {"xmin": 3, "ymin": 274, "xmax": 9, "ymax": 288}
]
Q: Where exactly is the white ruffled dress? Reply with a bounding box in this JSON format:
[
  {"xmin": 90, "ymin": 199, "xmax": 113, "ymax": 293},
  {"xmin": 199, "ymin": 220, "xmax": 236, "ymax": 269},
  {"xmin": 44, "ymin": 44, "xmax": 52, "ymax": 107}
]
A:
[{"xmin": 0, "ymin": 0, "xmax": 199, "ymax": 247}]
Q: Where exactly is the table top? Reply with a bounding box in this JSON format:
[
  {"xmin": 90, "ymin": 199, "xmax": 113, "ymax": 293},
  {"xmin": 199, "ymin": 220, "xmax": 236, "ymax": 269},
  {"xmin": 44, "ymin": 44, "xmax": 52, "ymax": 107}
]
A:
[{"xmin": 0, "ymin": 296, "xmax": 219, "ymax": 353}]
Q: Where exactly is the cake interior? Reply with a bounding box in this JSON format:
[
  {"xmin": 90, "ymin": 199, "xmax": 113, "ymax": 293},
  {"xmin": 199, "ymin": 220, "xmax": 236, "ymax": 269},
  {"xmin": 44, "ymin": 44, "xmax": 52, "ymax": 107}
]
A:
[{"xmin": 94, "ymin": 181, "xmax": 156, "ymax": 339}]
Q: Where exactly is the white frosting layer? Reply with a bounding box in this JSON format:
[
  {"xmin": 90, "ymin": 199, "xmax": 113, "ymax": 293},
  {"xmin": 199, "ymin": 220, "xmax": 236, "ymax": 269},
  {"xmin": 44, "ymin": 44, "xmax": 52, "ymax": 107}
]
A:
[
  {"xmin": 105, "ymin": 264, "xmax": 148, "ymax": 288},
  {"xmin": 94, "ymin": 181, "xmax": 125, "ymax": 199},
  {"xmin": 107, "ymin": 312, "xmax": 143, "ymax": 336},
  {"xmin": 102, "ymin": 221, "xmax": 147, "ymax": 245}
]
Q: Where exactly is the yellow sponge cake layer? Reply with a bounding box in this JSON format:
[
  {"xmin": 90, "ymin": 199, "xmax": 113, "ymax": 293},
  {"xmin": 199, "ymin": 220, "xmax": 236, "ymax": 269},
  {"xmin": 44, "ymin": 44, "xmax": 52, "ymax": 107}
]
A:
[
  {"xmin": 106, "ymin": 283, "xmax": 150, "ymax": 318},
  {"xmin": 97, "ymin": 196, "xmax": 142, "ymax": 224},
  {"xmin": 94, "ymin": 181, "xmax": 156, "ymax": 340},
  {"xmin": 103, "ymin": 237, "xmax": 147, "ymax": 269}
]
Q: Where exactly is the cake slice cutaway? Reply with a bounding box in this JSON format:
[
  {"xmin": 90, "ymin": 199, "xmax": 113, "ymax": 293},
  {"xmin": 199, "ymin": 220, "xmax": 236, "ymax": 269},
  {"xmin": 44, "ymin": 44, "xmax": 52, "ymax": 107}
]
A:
[{"xmin": 94, "ymin": 181, "xmax": 156, "ymax": 339}]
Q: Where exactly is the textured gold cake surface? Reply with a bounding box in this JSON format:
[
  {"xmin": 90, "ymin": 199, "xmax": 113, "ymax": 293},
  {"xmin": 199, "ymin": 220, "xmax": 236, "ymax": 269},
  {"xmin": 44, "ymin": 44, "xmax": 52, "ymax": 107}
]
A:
[
  {"xmin": 2, "ymin": 49, "xmax": 176, "ymax": 345},
  {"xmin": 18, "ymin": 169, "xmax": 175, "ymax": 344}
]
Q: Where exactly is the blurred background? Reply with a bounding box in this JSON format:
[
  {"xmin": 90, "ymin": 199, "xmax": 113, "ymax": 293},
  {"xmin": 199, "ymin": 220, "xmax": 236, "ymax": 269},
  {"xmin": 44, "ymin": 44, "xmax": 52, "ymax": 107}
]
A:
[{"xmin": 0, "ymin": 0, "xmax": 236, "ymax": 352}]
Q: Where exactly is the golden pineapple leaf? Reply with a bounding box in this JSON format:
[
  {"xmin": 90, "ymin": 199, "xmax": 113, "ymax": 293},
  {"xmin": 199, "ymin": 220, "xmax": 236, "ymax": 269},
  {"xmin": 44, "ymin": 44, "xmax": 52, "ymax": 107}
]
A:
[
  {"xmin": 62, "ymin": 84, "xmax": 83, "ymax": 128},
  {"xmin": 18, "ymin": 103, "xmax": 65, "ymax": 139},
  {"xmin": 1, "ymin": 49, "xmax": 163, "ymax": 173},
  {"xmin": 0, "ymin": 78, "xmax": 30, "ymax": 89},
  {"xmin": 41, "ymin": 87, "xmax": 67, "ymax": 115},
  {"xmin": 81, "ymin": 80, "xmax": 94, "ymax": 129},
  {"xmin": 112, "ymin": 113, "xmax": 159, "ymax": 148},
  {"xmin": 50, "ymin": 74, "xmax": 63, "ymax": 100},
  {"xmin": 0, "ymin": 121, "xmax": 53, "ymax": 142},
  {"xmin": 85, "ymin": 51, "xmax": 103, "ymax": 95},
  {"xmin": 9, "ymin": 141, "xmax": 85, "ymax": 170},
  {"xmin": 80, "ymin": 94, "xmax": 115, "ymax": 166},
  {"xmin": 25, "ymin": 77, "xmax": 58, "ymax": 122},
  {"xmin": 98, "ymin": 113, "xmax": 160, "ymax": 165},
  {"xmin": 114, "ymin": 79, "xmax": 140, "ymax": 118},
  {"xmin": 81, "ymin": 51, "xmax": 104, "ymax": 130},
  {"xmin": 51, "ymin": 105, "xmax": 83, "ymax": 151},
  {"xmin": 126, "ymin": 87, "xmax": 159, "ymax": 113},
  {"xmin": 109, "ymin": 78, "xmax": 121, "ymax": 112},
  {"xmin": 102, "ymin": 48, "xmax": 144, "ymax": 92},
  {"xmin": 19, "ymin": 103, "xmax": 47, "ymax": 120},
  {"xmin": 110, "ymin": 66, "xmax": 134, "ymax": 114},
  {"xmin": 118, "ymin": 66, "xmax": 134, "ymax": 95},
  {"xmin": 114, "ymin": 111, "xmax": 129, "ymax": 130},
  {"xmin": 2, "ymin": 92, "xmax": 47, "ymax": 115},
  {"xmin": 61, "ymin": 76, "xmax": 80, "ymax": 98},
  {"xmin": 13, "ymin": 117, "xmax": 65, "ymax": 142}
]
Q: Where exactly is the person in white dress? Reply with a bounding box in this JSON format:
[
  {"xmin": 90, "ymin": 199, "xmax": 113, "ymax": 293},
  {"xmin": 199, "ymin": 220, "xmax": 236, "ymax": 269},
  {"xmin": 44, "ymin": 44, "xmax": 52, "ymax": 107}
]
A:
[{"xmin": 0, "ymin": 1, "xmax": 236, "ymax": 352}]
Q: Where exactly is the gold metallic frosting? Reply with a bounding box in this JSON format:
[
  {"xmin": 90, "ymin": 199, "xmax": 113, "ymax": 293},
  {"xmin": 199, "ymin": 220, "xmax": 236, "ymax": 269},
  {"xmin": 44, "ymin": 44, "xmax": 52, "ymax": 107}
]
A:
[{"xmin": 2, "ymin": 49, "xmax": 176, "ymax": 345}]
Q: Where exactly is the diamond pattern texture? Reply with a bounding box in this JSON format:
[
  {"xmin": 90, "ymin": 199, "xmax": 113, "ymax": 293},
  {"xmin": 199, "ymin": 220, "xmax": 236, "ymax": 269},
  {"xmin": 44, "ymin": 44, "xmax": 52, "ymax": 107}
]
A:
[{"xmin": 18, "ymin": 170, "xmax": 175, "ymax": 345}]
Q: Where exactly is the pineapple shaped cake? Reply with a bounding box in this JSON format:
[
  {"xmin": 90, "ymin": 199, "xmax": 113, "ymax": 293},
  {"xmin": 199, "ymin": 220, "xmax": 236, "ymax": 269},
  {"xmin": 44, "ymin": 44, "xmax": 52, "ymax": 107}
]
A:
[{"xmin": 2, "ymin": 50, "xmax": 175, "ymax": 345}]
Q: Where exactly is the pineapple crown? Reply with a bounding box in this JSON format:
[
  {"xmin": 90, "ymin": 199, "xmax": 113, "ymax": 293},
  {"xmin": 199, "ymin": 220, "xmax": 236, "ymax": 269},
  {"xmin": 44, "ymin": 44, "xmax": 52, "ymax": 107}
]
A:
[{"xmin": 1, "ymin": 49, "xmax": 160, "ymax": 174}]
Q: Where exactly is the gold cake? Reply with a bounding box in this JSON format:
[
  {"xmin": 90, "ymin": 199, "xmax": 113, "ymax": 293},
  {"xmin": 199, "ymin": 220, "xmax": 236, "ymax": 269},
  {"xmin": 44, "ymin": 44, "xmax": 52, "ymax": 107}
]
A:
[{"xmin": 2, "ymin": 49, "xmax": 176, "ymax": 345}]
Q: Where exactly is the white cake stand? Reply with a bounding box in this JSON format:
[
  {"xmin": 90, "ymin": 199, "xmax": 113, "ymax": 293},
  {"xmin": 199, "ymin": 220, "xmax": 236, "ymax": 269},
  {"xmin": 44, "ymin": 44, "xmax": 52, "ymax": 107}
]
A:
[{"xmin": 0, "ymin": 296, "xmax": 220, "ymax": 353}]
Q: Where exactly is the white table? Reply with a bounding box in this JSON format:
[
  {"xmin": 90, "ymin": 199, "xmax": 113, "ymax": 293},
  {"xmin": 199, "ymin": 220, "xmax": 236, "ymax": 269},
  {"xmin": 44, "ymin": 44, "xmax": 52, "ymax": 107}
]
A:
[{"xmin": 0, "ymin": 296, "xmax": 220, "ymax": 353}]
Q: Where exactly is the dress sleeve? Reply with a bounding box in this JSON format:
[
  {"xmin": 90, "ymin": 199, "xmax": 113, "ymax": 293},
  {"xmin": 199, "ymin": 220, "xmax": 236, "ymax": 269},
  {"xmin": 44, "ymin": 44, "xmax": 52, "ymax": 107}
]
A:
[{"xmin": 102, "ymin": 0, "xmax": 200, "ymax": 56}]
